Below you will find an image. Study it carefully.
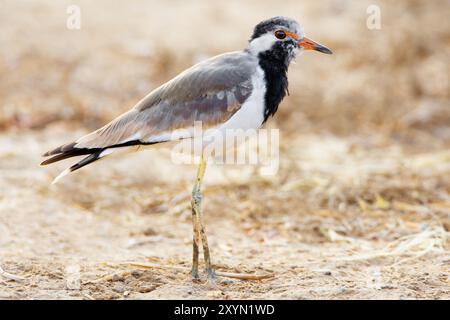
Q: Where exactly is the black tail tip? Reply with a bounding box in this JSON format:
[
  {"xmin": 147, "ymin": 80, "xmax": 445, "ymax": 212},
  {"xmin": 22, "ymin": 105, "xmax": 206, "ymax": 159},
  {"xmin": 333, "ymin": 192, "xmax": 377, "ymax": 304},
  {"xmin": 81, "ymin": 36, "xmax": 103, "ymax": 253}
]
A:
[{"xmin": 40, "ymin": 159, "xmax": 52, "ymax": 166}]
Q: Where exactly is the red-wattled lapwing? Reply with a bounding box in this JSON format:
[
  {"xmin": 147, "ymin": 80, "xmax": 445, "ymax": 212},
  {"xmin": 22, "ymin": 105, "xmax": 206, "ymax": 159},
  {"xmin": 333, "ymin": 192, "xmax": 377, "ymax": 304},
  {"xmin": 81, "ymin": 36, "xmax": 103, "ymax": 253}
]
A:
[{"xmin": 41, "ymin": 17, "xmax": 332, "ymax": 281}]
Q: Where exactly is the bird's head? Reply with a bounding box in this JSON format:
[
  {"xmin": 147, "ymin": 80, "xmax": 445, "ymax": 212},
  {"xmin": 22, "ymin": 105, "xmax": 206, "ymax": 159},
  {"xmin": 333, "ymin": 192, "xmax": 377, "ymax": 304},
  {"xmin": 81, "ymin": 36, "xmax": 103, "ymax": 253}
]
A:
[{"xmin": 248, "ymin": 16, "xmax": 332, "ymax": 66}]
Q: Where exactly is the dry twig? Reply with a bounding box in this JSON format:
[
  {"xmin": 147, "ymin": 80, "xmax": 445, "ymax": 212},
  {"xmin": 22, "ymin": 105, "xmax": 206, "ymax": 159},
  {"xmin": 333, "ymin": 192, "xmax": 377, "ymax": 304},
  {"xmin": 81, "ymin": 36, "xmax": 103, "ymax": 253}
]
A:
[
  {"xmin": 128, "ymin": 262, "xmax": 275, "ymax": 281},
  {"xmin": 0, "ymin": 265, "xmax": 25, "ymax": 282}
]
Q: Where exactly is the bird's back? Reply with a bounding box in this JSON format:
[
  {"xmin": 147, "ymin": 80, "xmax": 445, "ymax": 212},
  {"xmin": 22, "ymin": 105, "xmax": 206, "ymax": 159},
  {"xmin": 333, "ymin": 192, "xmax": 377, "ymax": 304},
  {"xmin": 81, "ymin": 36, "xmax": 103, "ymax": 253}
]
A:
[{"xmin": 41, "ymin": 50, "xmax": 260, "ymax": 181}]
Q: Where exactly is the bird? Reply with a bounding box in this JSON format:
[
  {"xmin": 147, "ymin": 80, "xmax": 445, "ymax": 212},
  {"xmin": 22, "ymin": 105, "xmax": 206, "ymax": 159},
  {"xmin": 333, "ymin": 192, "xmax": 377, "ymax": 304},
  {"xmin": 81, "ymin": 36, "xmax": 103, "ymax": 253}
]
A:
[{"xmin": 41, "ymin": 16, "xmax": 332, "ymax": 282}]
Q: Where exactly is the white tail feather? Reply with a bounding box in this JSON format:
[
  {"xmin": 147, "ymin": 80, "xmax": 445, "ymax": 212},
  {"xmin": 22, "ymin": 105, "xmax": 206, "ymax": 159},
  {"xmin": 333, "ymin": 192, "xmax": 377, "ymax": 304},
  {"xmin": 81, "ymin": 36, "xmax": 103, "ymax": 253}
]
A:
[
  {"xmin": 52, "ymin": 168, "xmax": 71, "ymax": 184},
  {"xmin": 49, "ymin": 146, "xmax": 138, "ymax": 185}
]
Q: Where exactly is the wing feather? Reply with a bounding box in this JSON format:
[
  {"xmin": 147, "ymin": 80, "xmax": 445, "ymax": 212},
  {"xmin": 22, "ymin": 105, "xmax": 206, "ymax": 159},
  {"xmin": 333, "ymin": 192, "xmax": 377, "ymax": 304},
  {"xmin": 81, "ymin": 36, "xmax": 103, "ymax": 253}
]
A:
[{"xmin": 73, "ymin": 51, "xmax": 257, "ymax": 149}]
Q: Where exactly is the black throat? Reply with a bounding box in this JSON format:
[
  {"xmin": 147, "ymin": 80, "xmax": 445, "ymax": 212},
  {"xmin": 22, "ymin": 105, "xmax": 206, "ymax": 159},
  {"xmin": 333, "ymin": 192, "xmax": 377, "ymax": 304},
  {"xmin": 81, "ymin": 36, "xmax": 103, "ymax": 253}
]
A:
[{"xmin": 257, "ymin": 44, "xmax": 290, "ymax": 123}]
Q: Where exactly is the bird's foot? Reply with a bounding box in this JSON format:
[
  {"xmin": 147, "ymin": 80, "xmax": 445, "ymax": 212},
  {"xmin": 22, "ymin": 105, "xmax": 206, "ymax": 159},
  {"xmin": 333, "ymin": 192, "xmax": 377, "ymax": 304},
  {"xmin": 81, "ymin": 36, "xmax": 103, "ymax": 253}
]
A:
[
  {"xmin": 191, "ymin": 267, "xmax": 201, "ymax": 283},
  {"xmin": 202, "ymin": 268, "xmax": 220, "ymax": 288},
  {"xmin": 206, "ymin": 267, "xmax": 216, "ymax": 283},
  {"xmin": 190, "ymin": 267, "xmax": 217, "ymax": 284}
]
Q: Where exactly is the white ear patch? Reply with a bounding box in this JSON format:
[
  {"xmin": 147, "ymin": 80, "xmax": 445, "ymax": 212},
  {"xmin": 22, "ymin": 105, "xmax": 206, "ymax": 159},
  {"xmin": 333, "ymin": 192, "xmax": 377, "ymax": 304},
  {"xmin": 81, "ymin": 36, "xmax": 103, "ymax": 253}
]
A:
[{"xmin": 248, "ymin": 33, "xmax": 277, "ymax": 55}]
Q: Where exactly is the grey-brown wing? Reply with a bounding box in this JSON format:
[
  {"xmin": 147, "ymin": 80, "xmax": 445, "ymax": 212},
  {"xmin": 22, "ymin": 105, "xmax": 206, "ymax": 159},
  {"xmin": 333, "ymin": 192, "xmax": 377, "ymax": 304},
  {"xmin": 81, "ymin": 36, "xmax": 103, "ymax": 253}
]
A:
[{"xmin": 75, "ymin": 51, "xmax": 257, "ymax": 149}]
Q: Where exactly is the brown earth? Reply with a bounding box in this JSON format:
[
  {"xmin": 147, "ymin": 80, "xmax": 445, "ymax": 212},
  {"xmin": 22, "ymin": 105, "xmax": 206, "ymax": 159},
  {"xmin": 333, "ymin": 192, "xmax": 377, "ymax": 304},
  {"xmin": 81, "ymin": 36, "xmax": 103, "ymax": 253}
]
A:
[{"xmin": 0, "ymin": 0, "xmax": 449, "ymax": 299}]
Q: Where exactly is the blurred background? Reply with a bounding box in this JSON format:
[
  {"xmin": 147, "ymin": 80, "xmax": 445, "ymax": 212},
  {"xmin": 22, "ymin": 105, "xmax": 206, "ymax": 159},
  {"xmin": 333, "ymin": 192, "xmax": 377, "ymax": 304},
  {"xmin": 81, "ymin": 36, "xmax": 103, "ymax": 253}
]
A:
[{"xmin": 0, "ymin": 0, "xmax": 449, "ymax": 299}]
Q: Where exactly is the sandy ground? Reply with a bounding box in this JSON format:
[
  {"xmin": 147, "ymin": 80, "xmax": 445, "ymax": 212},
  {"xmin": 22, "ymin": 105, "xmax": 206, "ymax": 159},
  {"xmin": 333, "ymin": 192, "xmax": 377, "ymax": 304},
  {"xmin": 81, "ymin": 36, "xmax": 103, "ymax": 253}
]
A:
[
  {"xmin": 1, "ymin": 129, "xmax": 449, "ymax": 299},
  {"xmin": 0, "ymin": 0, "xmax": 449, "ymax": 299}
]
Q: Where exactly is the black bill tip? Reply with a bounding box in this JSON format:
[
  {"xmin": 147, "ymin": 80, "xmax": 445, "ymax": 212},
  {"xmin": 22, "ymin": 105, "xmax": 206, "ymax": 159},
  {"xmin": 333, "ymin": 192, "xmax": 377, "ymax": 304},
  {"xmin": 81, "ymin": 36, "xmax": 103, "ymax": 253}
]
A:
[{"xmin": 315, "ymin": 45, "xmax": 333, "ymax": 54}]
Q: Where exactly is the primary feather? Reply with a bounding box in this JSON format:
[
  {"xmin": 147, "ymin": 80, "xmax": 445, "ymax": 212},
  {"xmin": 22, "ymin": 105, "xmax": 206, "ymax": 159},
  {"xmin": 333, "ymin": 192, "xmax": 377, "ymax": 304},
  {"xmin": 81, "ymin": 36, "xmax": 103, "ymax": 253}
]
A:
[{"xmin": 41, "ymin": 51, "xmax": 258, "ymax": 180}]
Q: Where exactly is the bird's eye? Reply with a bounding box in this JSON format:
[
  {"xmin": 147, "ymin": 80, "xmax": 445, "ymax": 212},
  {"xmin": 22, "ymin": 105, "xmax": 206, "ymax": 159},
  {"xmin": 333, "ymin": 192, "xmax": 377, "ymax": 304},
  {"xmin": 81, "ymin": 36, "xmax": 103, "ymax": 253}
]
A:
[{"xmin": 274, "ymin": 30, "xmax": 287, "ymax": 39}]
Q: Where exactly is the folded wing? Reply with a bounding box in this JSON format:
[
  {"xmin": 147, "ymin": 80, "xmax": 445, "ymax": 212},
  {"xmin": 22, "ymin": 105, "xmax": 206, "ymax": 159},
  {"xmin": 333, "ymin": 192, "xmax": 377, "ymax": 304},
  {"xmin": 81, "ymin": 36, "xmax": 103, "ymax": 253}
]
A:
[{"xmin": 41, "ymin": 51, "xmax": 257, "ymax": 180}]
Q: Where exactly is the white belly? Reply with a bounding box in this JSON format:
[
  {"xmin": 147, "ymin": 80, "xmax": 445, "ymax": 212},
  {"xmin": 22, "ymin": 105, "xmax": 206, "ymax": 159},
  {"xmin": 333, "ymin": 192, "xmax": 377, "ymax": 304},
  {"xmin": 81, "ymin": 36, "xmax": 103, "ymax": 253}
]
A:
[
  {"xmin": 191, "ymin": 66, "xmax": 266, "ymax": 158},
  {"xmin": 120, "ymin": 67, "xmax": 267, "ymax": 160},
  {"xmin": 216, "ymin": 66, "xmax": 266, "ymax": 132}
]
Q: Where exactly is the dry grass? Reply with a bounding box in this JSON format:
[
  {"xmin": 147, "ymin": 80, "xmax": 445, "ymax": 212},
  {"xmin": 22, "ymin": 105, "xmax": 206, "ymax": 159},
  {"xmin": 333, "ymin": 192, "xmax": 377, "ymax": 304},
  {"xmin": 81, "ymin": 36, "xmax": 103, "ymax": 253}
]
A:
[{"xmin": 0, "ymin": 0, "xmax": 449, "ymax": 299}]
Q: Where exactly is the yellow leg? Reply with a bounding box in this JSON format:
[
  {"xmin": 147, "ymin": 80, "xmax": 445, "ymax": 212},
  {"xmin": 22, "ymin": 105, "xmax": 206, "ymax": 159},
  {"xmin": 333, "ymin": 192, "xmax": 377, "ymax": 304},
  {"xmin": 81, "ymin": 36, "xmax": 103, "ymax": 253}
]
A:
[
  {"xmin": 191, "ymin": 201, "xmax": 200, "ymax": 280},
  {"xmin": 190, "ymin": 156, "xmax": 215, "ymax": 281}
]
